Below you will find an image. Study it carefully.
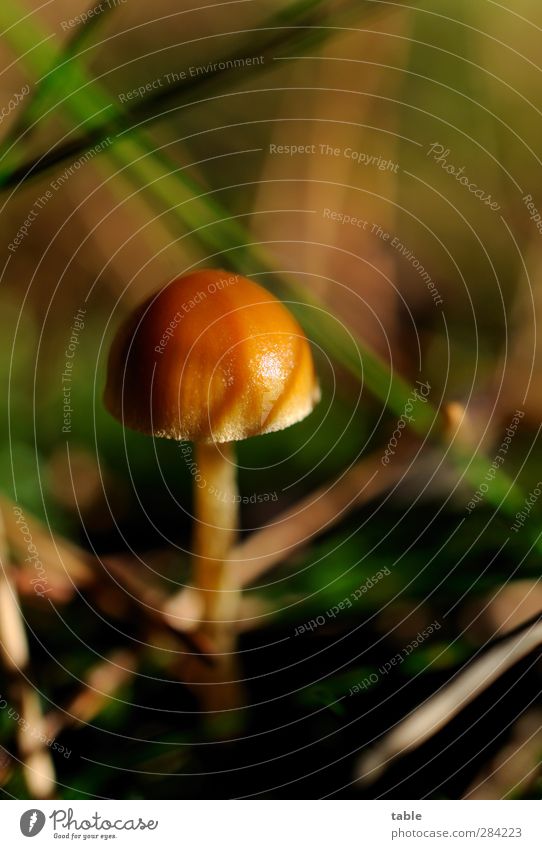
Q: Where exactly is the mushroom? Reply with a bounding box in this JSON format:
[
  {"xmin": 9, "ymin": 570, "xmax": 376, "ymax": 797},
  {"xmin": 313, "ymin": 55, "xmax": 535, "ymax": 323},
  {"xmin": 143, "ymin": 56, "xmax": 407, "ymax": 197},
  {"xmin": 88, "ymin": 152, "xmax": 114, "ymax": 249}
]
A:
[{"xmin": 104, "ymin": 269, "xmax": 320, "ymax": 651}]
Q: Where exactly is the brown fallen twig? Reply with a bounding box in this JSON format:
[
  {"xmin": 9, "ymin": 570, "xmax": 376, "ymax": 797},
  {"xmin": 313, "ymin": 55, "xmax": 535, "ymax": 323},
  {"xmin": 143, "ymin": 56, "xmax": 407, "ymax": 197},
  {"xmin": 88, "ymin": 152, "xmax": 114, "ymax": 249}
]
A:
[
  {"xmin": 0, "ymin": 497, "xmax": 212, "ymax": 659},
  {"xmin": 45, "ymin": 650, "xmax": 137, "ymax": 740},
  {"xmin": 163, "ymin": 443, "xmax": 416, "ymax": 630},
  {"xmin": 356, "ymin": 612, "xmax": 542, "ymax": 785},
  {"xmin": 0, "ymin": 495, "xmax": 93, "ymax": 601},
  {"xmin": 0, "ymin": 507, "xmax": 56, "ymax": 799}
]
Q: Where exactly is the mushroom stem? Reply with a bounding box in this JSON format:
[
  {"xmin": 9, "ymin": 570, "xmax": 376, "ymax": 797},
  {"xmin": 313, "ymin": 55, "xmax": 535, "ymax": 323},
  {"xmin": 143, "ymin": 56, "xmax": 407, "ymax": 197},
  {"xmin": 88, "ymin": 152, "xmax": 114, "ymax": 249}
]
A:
[{"xmin": 193, "ymin": 441, "xmax": 240, "ymax": 649}]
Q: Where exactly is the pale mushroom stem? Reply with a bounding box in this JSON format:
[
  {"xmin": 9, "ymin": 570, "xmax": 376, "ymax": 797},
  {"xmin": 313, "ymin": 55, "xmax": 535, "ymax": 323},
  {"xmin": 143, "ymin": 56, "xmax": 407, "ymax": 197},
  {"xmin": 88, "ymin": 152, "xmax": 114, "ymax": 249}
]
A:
[{"xmin": 193, "ymin": 441, "xmax": 240, "ymax": 651}]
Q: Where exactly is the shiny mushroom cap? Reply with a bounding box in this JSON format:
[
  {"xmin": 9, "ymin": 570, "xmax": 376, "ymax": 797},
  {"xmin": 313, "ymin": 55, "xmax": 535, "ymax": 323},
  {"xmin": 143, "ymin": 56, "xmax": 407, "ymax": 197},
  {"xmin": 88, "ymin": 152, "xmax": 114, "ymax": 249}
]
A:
[{"xmin": 104, "ymin": 269, "xmax": 320, "ymax": 443}]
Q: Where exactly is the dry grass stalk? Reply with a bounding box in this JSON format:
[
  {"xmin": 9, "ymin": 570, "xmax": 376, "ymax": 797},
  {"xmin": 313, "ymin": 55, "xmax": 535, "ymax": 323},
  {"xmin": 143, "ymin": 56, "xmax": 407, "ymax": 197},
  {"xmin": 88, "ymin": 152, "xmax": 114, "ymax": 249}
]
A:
[
  {"xmin": 0, "ymin": 495, "xmax": 93, "ymax": 597},
  {"xmin": 357, "ymin": 615, "xmax": 542, "ymax": 784},
  {"xmin": 0, "ymin": 506, "xmax": 56, "ymax": 798},
  {"xmin": 46, "ymin": 650, "xmax": 137, "ymax": 739}
]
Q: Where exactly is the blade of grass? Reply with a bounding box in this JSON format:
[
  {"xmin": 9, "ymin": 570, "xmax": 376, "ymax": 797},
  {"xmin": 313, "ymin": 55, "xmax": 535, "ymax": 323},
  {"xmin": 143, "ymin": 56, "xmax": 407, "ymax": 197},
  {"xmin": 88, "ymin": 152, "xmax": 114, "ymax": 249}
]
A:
[
  {"xmin": 0, "ymin": 0, "xmax": 403, "ymax": 188},
  {"xmin": 6, "ymin": 0, "xmax": 121, "ymax": 145},
  {"xmin": 0, "ymin": 0, "xmax": 427, "ymax": 427}
]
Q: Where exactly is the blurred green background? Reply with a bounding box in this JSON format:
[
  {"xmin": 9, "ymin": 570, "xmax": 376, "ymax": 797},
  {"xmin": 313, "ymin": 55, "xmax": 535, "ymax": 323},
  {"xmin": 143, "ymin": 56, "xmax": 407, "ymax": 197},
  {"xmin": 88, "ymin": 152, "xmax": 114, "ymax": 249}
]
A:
[{"xmin": 0, "ymin": 0, "xmax": 541, "ymax": 800}]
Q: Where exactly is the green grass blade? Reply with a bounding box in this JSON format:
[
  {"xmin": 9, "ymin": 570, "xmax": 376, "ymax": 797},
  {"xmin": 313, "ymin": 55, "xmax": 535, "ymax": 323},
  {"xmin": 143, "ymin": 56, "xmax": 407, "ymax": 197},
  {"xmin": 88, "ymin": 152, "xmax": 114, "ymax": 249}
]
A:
[
  {"xmin": 0, "ymin": 0, "xmax": 539, "ymax": 541},
  {"xmin": 0, "ymin": 0, "xmax": 399, "ymax": 188}
]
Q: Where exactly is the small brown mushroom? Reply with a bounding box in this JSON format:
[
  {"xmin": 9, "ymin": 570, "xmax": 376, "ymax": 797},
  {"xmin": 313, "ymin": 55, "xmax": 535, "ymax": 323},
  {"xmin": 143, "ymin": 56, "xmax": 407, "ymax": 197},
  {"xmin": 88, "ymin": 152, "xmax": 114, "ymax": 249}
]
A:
[{"xmin": 104, "ymin": 269, "xmax": 320, "ymax": 650}]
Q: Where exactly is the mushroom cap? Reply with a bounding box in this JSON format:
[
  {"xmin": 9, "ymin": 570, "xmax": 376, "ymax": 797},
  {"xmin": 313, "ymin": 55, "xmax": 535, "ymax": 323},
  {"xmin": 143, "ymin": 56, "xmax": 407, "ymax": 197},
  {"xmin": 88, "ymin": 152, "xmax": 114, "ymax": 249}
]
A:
[{"xmin": 104, "ymin": 269, "xmax": 320, "ymax": 443}]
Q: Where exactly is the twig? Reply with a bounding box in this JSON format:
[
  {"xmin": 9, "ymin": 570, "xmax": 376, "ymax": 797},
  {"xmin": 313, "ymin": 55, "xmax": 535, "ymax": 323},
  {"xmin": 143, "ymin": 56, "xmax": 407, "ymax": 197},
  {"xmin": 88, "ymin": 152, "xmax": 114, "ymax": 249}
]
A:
[
  {"xmin": 163, "ymin": 443, "xmax": 416, "ymax": 629},
  {"xmin": 0, "ymin": 506, "xmax": 56, "ymax": 798},
  {"xmin": 45, "ymin": 649, "xmax": 137, "ymax": 739},
  {"xmin": 0, "ymin": 564, "xmax": 29, "ymax": 672},
  {"xmin": 1, "ymin": 495, "xmax": 93, "ymax": 595},
  {"xmin": 1, "ymin": 497, "xmax": 212, "ymax": 658},
  {"xmin": 356, "ymin": 613, "xmax": 542, "ymax": 784},
  {"xmin": 233, "ymin": 448, "xmax": 414, "ymax": 587},
  {"xmin": 16, "ymin": 685, "xmax": 57, "ymax": 800},
  {"xmin": 102, "ymin": 555, "xmax": 214, "ymax": 660}
]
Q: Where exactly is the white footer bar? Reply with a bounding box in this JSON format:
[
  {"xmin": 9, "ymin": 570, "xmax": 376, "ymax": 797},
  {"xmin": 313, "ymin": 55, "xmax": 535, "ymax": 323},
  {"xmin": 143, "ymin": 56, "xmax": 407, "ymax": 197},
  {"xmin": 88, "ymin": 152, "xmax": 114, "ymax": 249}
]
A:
[{"xmin": 2, "ymin": 800, "xmax": 541, "ymax": 848}]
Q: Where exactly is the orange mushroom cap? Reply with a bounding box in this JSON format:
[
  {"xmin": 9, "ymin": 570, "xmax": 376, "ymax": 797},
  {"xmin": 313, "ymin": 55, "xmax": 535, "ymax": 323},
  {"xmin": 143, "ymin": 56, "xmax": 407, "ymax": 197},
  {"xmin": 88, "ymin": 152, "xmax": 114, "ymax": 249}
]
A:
[{"xmin": 104, "ymin": 269, "xmax": 320, "ymax": 443}]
